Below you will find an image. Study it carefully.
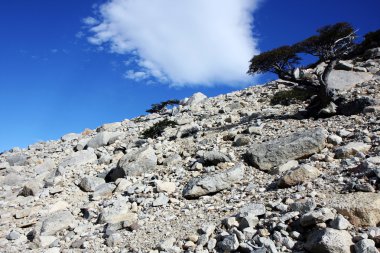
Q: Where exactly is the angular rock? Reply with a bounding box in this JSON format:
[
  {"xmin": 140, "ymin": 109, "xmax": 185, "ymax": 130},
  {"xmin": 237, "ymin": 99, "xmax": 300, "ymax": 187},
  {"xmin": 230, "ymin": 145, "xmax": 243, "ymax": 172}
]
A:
[
  {"xmin": 19, "ymin": 181, "xmax": 42, "ymax": 197},
  {"xmin": 59, "ymin": 150, "xmax": 97, "ymax": 167},
  {"xmin": 328, "ymin": 70, "xmax": 373, "ymax": 90},
  {"xmin": 354, "ymin": 239, "xmax": 378, "ymax": 253},
  {"xmin": 152, "ymin": 193, "xmax": 169, "ymax": 207},
  {"xmin": 239, "ymin": 203, "xmax": 266, "ymax": 217},
  {"xmin": 91, "ymin": 183, "xmax": 116, "ymax": 201},
  {"xmin": 182, "ymin": 163, "xmax": 245, "ymax": 198},
  {"xmin": 245, "ymin": 128, "xmax": 326, "ymax": 172},
  {"xmin": 61, "ymin": 133, "xmax": 80, "ymax": 142},
  {"xmin": 327, "ymin": 192, "xmax": 380, "ymax": 227},
  {"xmin": 202, "ymin": 150, "xmax": 230, "ymax": 166},
  {"xmin": 305, "ymin": 228, "xmax": 353, "ymax": 253},
  {"xmin": 40, "ymin": 211, "xmax": 75, "ymax": 236},
  {"xmin": 156, "ymin": 181, "xmax": 176, "ymax": 194},
  {"xmin": 86, "ymin": 132, "xmax": 123, "ymax": 149},
  {"xmin": 289, "ymin": 198, "xmax": 316, "ymax": 214},
  {"xmin": 97, "ymin": 205, "xmax": 137, "ymax": 225},
  {"xmin": 300, "ymin": 208, "xmax": 335, "ymax": 227},
  {"xmin": 78, "ymin": 176, "xmax": 105, "ymax": 192},
  {"xmin": 335, "ymin": 142, "xmax": 371, "ymax": 159},
  {"xmin": 6, "ymin": 153, "xmax": 28, "ymax": 166},
  {"xmin": 219, "ymin": 234, "xmax": 239, "ymax": 252},
  {"xmin": 107, "ymin": 146, "xmax": 157, "ymax": 180},
  {"xmin": 184, "ymin": 92, "xmax": 207, "ymax": 108},
  {"xmin": 279, "ymin": 165, "xmax": 321, "ymax": 188},
  {"xmin": 330, "ymin": 214, "xmax": 352, "ymax": 230}
]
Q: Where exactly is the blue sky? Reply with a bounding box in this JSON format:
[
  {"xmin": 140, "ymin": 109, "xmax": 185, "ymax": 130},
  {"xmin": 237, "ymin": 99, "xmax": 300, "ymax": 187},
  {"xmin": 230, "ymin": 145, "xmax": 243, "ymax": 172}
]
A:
[{"xmin": 0, "ymin": 0, "xmax": 379, "ymax": 152}]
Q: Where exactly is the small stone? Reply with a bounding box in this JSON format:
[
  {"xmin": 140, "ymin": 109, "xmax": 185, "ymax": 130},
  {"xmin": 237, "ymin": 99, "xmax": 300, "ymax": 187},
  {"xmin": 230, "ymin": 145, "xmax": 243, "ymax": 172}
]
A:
[
  {"xmin": 156, "ymin": 181, "xmax": 176, "ymax": 194},
  {"xmin": 39, "ymin": 236, "xmax": 58, "ymax": 248},
  {"xmin": 6, "ymin": 230, "xmax": 20, "ymax": 240},
  {"xmin": 335, "ymin": 142, "xmax": 371, "ymax": 159},
  {"xmin": 153, "ymin": 193, "xmax": 169, "ymax": 207},
  {"xmin": 239, "ymin": 203, "xmax": 266, "ymax": 217},
  {"xmin": 207, "ymin": 238, "xmax": 217, "ymax": 250},
  {"xmin": 106, "ymin": 233, "xmax": 123, "ymax": 247},
  {"xmin": 289, "ymin": 198, "xmax": 316, "ymax": 214},
  {"xmin": 279, "ymin": 165, "xmax": 321, "ymax": 188},
  {"xmin": 355, "ymin": 239, "xmax": 378, "ymax": 253},
  {"xmin": 40, "ymin": 211, "xmax": 75, "ymax": 236},
  {"xmin": 300, "ymin": 208, "xmax": 335, "ymax": 227},
  {"xmin": 158, "ymin": 237, "xmax": 176, "ymax": 251}
]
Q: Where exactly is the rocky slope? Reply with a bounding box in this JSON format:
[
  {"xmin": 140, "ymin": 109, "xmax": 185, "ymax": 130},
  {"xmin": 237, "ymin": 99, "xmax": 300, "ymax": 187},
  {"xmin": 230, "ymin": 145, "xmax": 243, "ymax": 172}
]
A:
[{"xmin": 1, "ymin": 48, "xmax": 380, "ymax": 253}]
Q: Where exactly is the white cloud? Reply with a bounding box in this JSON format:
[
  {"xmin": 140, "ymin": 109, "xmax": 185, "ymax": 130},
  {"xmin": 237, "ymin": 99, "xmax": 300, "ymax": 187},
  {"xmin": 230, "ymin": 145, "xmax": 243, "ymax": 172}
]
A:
[
  {"xmin": 82, "ymin": 17, "xmax": 99, "ymax": 26},
  {"xmin": 87, "ymin": 0, "xmax": 261, "ymax": 86}
]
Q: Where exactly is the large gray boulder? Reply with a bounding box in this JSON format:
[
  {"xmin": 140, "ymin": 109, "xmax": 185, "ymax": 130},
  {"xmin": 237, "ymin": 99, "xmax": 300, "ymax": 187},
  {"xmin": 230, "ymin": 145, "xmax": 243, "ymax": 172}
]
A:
[
  {"xmin": 245, "ymin": 128, "xmax": 326, "ymax": 172},
  {"xmin": 86, "ymin": 132, "xmax": 123, "ymax": 149},
  {"xmin": 328, "ymin": 70, "xmax": 372, "ymax": 90},
  {"xmin": 107, "ymin": 146, "xmax": 157, "ymax": 181},
  {"xmin": 184, "ymin": 92, "xmax": 207, "ymax": 108},
  {"xmin": 6, "ymin": 153, "xmax": 28, "ymax": 166},
  {"xmin": 59, "ymin": 150, "xmax": 97, "ymax": 167},
  {"xmin": 40, "ymin": 211, "xmax": 75, "ymax": 236},
  {"xmin": 182, "ymin": 163, "xmax": 245, "ymax": 199},
  {"xmin": 304, "ymin": 228, "xmax": 353, "ymax": 253},
  {"xmin": 78, "ymin": 176, "xmax": 105, "ymax": 192}
]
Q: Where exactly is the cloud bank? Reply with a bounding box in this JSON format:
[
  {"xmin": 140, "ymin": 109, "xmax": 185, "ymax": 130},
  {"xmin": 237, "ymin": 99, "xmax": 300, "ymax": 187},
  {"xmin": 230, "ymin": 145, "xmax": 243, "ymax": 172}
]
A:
[{"xmin": 87, "ymin": 0, "xmax": 260, "ymax": 86}]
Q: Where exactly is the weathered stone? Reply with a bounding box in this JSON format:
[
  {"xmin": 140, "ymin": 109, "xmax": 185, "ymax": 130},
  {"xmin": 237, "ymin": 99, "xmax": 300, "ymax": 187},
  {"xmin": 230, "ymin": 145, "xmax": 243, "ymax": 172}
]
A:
[
  {"xmin": 233, "ymin": 135, "xmax": 252, "ymax": 146},
  {"xmin": 61, "ymin": 133, "xmax": 80, "ymax": 142},
  {"xmin": 279, "ymin": 165, "xmax": 321, "ymax": 188},
  {"xmin": 328, "ymin": 70, "xmax": 373, "ymax": 90},
  {"xmin": 59, "ymin": 150, "xmax": 97, "ymax": 167},
  {"xmin": 305, "ymin": 228, "xmax": 353, "ymax": 253},
  {"xmin": 98, "ymin": 205, "xmax": 137, "ymax": 225},
  {"xmin": 336, "ymin": 60, "xmax": 354, "ymax": 71},
  {"xmin": 6, "ymin": 153, "xmax": 28, "ymax": 166},
  {"xmin": 6, "ymin": 230, "xmax": 20, "ymax": 240},
  {"xmin": 289, "ymin": 198, "xmax": 316, "ymax": 214},
  {"xmin": 78, "ymin": 176, "xmax": 105, "ymax": 192},
  {"xmin": 107, "ymin": 146, "xmax": 157, "ymax": 180},
  {"xmin": 152, "ymin": 193, "xmax": 169, "ymax": 207},
  {"xmin": 91, "ymin": 183, "xmax": 116, "ymax": 201},
  {"xmin": 38, "ymin": 236, "xmax": 58, "ymax": 248},
  {"xmin": 239, "ymin": 203, "xmax": 266, "ymax": 217},
  {"xmin": 335, "ymin": 142, "xmax": 371, "ymax": 158},
  {"xmin": 182, "ymin": 163, "xmax": 245, "ymax": 198},
  {"xmin": 40, "ymin": 211, "xmax": 75, "ymax": 236},
  {"xmin": 245, "ymin": 128, "xmax": 326, "ymax": 171},
  {"xmin": 327, "ymin": 193, "xmax": 380, "ymax": 227},
  {"xmin": 300, "ymin": 208, "xmax": 335, "ymax": 227},
  {"xmin": 33, "ymin": 159, "xmax": 55, "ymax": 175},
  {"xmin": 354, "ymin": 239, "xmax": 378, "ymax": 253},
  {"xmin": 202, "ymin": 150, "xmax": 230, "ymax": 166},
  {"xmin": 330, "ymin": 214, "xmax": 352, "ymax": 230},
  {"xmin": 19, "ymin": 181, "xmax": 42, "ymax": 197},
  {"xmin": 219, "ymin": 234, "xmax": 239, "ymax": 252},
  {"xmin": 184, "ymin": 92, "xmax": 207, "ymax": 108},
  {"xmin": 86, "ymin": 132, "xmax": 123, "ymax": 149},
  {"xmin": 156, "ymin": 181, "xmax": 176, "ymax": 194}
]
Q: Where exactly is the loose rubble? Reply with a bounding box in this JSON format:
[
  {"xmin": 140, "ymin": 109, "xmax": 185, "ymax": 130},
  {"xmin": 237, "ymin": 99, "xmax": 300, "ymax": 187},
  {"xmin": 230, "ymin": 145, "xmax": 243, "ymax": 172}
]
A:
[{"xmin": 0, "ymin": 49, "xmax": 380, "ymax": 252}]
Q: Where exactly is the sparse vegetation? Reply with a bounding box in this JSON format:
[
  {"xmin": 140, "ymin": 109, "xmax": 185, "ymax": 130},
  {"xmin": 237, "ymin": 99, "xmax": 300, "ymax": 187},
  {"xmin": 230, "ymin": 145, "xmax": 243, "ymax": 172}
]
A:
[
  {"xmin": 271, "ymin": 88, "xmax": 316, "ymax": 106},
  {"xmin": 141, "ymin": 119, "xmax": 177, "ymax": 139},
  {"xmin": 146, "ymin": 99, "xmax": 180, "ymax": 114}
]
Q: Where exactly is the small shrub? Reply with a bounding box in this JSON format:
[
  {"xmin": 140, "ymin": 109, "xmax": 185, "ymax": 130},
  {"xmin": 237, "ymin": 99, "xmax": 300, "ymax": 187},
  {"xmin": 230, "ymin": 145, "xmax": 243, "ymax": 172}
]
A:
[
  {"xmin": 271, "ymin": 88, "xmax": 316, "ymax": 106},
  {"xmin": 141, "ymin": 119, "xmax": 177, "ymax": 139}
]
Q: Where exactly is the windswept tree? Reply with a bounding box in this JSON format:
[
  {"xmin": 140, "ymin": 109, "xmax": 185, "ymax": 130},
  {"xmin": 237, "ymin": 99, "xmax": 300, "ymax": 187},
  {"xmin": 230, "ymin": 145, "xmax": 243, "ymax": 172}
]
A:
[
  {"xmin": 248, "ymin": 22, "xmax": 357, "ymax": 117},
  {"xmin": 146, "ymin": 99, "xmax": 180, "ymax": 114}
]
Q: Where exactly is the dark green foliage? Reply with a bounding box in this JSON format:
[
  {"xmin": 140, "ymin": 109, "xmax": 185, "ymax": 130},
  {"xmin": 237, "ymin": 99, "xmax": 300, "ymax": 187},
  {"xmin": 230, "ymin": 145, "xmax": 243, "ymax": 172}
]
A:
[
  {"xmin": 141, "ymin": 119, "xmax": 177, "ymax": 139},
  {"xmin": 271, "ymin": 88, "xmax": 316, "ymax": 106},
  {"xmin": 295, "ymin": 22, "xmax": 355, "ymax": 61},
  {"xmin": 248, "ymin": 46, "xmax": 300, "ymax": 76},
  {"xmin": 352, "ymin": 29, "xmax": 380, "ymax": 57},
  {"xmin": 146, "ymin": 99, "xmax": 180, "ymax": 114}
]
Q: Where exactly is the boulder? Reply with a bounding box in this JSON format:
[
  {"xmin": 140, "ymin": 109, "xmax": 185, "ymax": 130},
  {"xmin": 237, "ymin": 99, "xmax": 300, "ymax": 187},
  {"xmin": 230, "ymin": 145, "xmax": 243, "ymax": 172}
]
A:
[
  {"xmin": 328, "ymin": 70, "xmax": 373, "ymax": 90},
  {"xmin": 86, "ymin": 132, "xmax": 123, "ymax": 149},
  {"xmin": 184, "ymin": 92, "xmax": 207, "ymax": 108},
  {"xmin": 202, "ymin": 150, "xmax": 230, "ymax": 166},
  {"xmin": 40, "ymin": 211, "xmax": 75, "ymax": 236},
  {"xmin": 245, "ymin": 128, "xmax": 326, "ymax": 172},
  {"xmin": 305, "ymin": 228, "xmax": 353, "ymax": 253},
  {"xmin": 6, "ymin": 153, "xmax": 28, "ymax": 166},
  {"xmin": 61, "ymin": 133, "xmax": 80, "ymax": 142},
  {"xmin": 182, "ymin": 163, "xmax": 245, "ymax": 198},
  {"xmin": 78, "ymin": 176, "xmax": 105, "ymax": 192},
  {"xmin": 279, "ymin": 165, "xmax": 321, "ymax": 188},
  {"xmin": 354, "ymin": 239, "xmax": 378, "ymax": 253},
  {"xmin": 107, "ymin": 146, "xmax": 157, "ymax": 181},
  {"xmin": 327, "ymin": 192, "xmax": 380, "ymax": 227},
  {"xmin": 59, "ymin": 150, "xmax": 97, "ymax": 167}
]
